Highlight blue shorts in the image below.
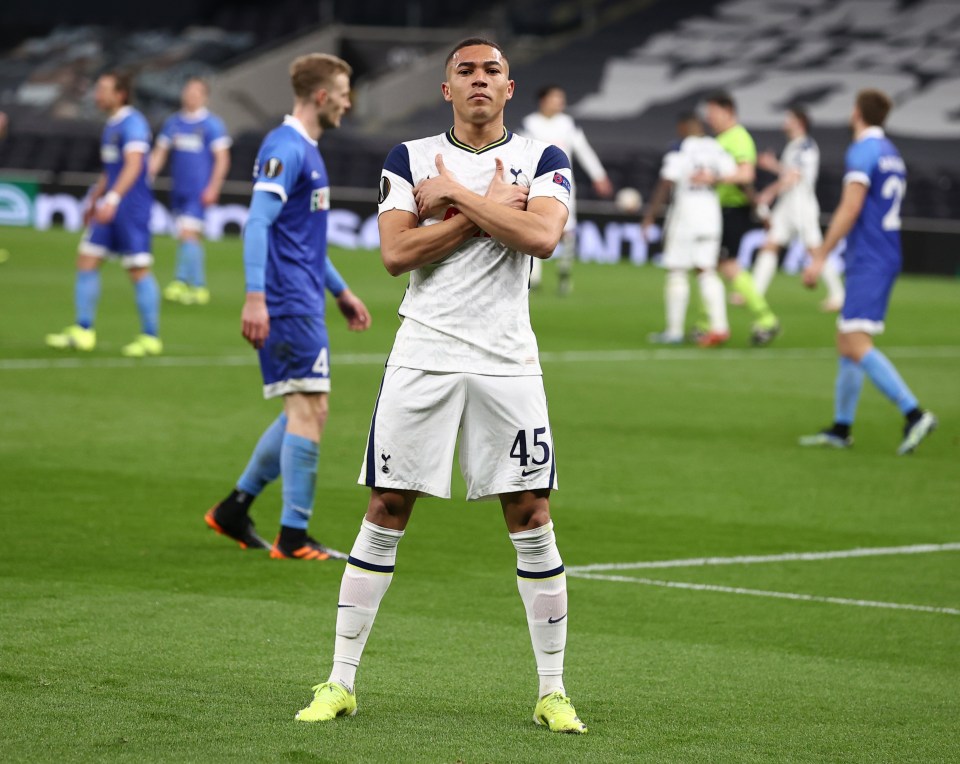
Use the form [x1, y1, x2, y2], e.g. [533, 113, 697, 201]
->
[838, 261, 899, 335]
[80, 214, 152, 268]
[258, 315, 331, 399]
[170, 189, 205, 231]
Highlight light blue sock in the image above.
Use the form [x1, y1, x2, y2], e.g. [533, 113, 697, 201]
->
[133, 275, 160, 336]
[75, 270, 100, 329]
[236, 413, 287, 496]
[834, 357, 865, 425]
[181, 239, 205, 287]
[174, 241, 190, 282]
[859, 348, 918, 415]
[280, 432, 319, 530]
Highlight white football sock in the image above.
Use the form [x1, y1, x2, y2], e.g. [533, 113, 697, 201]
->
[555, 233, 574, 278]
[664, 270, 690, 339]
[697, 269, 729, 333]
[511, 521, 567, 698]
[821, 259, 845, 304]
[328, 519, 403, 692]
[752, 249, 778, 295]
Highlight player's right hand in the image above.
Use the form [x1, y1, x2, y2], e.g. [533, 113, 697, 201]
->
[241, 293, 270, 349]
[485, 158, 528, 210]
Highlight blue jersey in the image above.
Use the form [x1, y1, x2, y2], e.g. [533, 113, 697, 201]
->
[101, 106, 153, 222]
[252, 116, 331, 318]
[843, 126, 905, 273]
[157, 109, 231, 198]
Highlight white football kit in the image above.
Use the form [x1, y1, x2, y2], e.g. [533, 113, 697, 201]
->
[660, 135, 736, 270]
[520, 111, 606, 232]
[361, 128, 573, 500]
[769, 136, 822, 248]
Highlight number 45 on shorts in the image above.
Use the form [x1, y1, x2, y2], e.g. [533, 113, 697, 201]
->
[511, 427, 551, 474]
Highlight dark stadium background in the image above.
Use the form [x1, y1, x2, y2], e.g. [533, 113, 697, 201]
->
[1, 0, 958, 274]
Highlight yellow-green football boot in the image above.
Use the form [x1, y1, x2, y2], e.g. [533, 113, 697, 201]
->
[190, 286, 211, 305]
[45, 325, 96, 351]
[163, 280, 189, 303]
[121, 334, 163, 358]
[533, 691, 587, 734]
[295, 682, 357, 722]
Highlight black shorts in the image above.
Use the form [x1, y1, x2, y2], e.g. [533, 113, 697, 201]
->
[719, 206, 754, 261]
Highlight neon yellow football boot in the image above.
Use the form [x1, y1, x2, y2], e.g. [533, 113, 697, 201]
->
[190, 286, 210, 305]
[533, 691, 588, 734]
[45, 325, 96, 351]
[121, 334, 163, 358]
[295, 682, 357, 722]
[163, 280, 189, 302]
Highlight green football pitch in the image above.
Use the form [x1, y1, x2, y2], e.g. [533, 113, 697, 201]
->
[1, 227, 958, 763]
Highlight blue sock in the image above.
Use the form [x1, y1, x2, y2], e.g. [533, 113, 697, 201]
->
[236, 413, 287, 496]
[834, 357, 865, 425]
[75, 270, 100, 329]
[180, 239, 205, 287]
[280, 432, 319, 530]
[133, 275, 160, 336]
[174, 241, 190, 282]
[859, 348, 918, 415]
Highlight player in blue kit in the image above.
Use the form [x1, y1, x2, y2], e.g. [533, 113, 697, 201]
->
[46, 71, 162, 357]
[800, 89, 936, 454]
[150, 78, 231, 306]
[204, 53, 371, 559]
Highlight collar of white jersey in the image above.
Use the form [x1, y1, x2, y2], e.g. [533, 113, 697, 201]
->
[107, 105, 133, 125]
[179, 107, 210, 123]
[857, 126, 885, 142]
[445, 126, 512, 154]
[283, 115, 317, 146]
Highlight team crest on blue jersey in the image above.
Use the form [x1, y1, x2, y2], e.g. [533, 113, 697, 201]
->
[553, 172, 571, 192]
[378, 176, 391, 204]
[264, 157, 284, 178]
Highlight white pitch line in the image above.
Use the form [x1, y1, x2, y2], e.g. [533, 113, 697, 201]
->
[567, 572, 960, 616]
[566, 542, 960, 573]
[2, 345, 959, 372]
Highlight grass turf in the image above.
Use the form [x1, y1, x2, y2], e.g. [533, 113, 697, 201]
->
[0, 227, 958, 763]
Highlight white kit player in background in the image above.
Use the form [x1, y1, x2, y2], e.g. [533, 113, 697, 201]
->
[294, 38, 589, 734]
[520, 85, 613, 295]
[755, 105, 845, 311]
[643, 113, 735, 346]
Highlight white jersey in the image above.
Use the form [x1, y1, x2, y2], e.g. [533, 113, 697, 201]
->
[520, 111, 605, 230]
[660, 135, 736, 240]
[777, 135, 820, 208]
[377, 128, 572, 376]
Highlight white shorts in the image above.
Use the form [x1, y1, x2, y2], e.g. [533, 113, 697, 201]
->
[661, 233, 721, 270]
[769, 201, 822, 249]
[358, 366, 558, 501]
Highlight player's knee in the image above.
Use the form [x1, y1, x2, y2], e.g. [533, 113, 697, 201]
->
[364, 489, 413, 529]
[503, 490, 552, 531]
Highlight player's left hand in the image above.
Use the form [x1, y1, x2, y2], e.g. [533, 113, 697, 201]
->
[690, 168, 717, 186]
[94, 199, 118, 224]
[335, 289, 372, 331]
[414, 155, 462, 219]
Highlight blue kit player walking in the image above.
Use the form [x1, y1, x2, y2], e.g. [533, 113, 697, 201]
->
[205, 53, 372, 559]
[150, 78, 232, 305]
[46, 71, 162, 357]
[801, 89, 936, 454]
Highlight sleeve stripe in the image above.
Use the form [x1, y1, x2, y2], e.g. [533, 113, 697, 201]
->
[155, 135, 171, 148]
[210, 136, 233, 151]
[253, 181, 288, 203]
[844, 171, 871, 187]
[535, 145, 570, 178]
[383, 144, 413, 186]
[123, 141, 150, 154]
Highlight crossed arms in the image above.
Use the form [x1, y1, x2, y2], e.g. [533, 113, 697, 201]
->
[378, 154, 569, 277]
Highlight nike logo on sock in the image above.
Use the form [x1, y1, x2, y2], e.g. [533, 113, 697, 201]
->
[547, 614, 567, 624]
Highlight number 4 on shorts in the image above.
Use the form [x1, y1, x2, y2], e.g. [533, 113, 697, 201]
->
[312, 348, 329, 376]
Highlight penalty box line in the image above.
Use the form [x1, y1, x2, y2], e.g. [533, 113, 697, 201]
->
[567, 542, 960, 616]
